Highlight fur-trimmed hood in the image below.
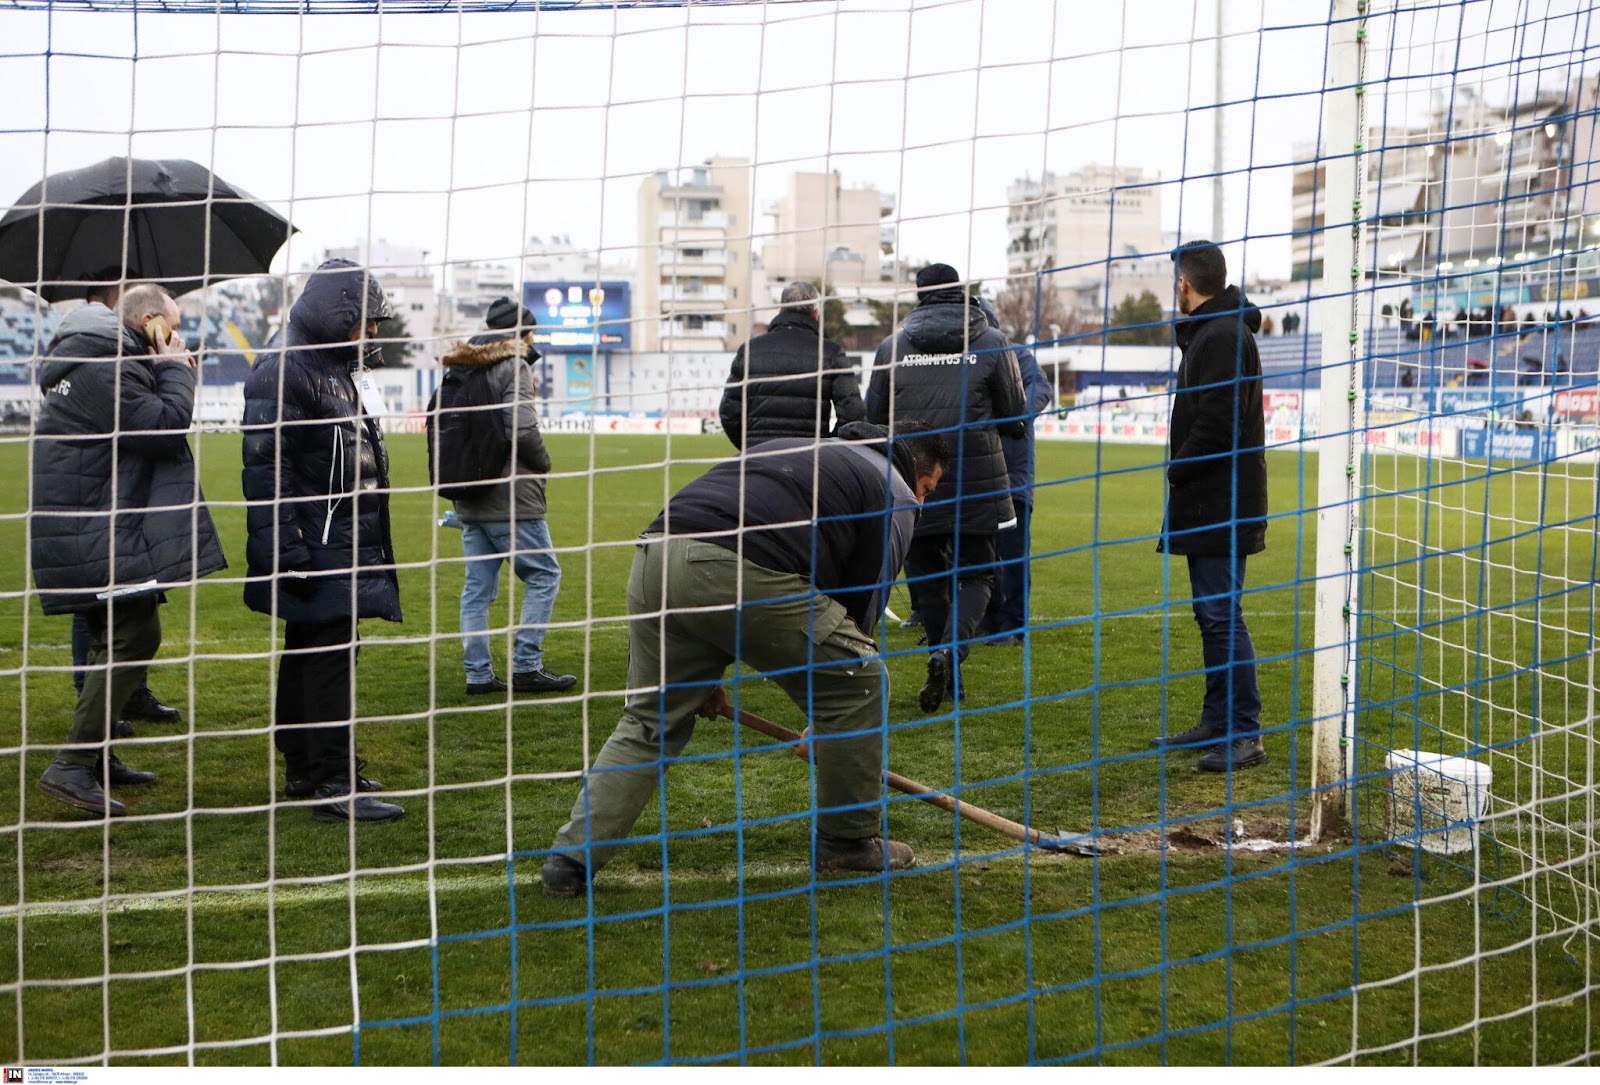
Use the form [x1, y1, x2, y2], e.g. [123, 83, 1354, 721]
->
[441, 333, 539, 368]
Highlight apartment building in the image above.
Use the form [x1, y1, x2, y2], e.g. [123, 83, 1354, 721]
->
[636, 156, 754, 352]
[1005, 164, 1167, 318]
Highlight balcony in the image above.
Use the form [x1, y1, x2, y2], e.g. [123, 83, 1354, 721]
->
[660, 181, 721, 195]
[659, 211, 728, 230]
[660, 284, 727, 303]
[665, 317, 729, 334]
[659, 253, 729, 274]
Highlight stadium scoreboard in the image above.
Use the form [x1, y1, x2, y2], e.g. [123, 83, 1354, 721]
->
[523, 280, 632, 351]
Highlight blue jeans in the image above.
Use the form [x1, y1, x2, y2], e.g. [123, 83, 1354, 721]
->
[460, 519, 562, 682]
[1187, 554, 1261, 737]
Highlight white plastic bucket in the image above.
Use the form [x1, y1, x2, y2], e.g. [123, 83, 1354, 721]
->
[1385, 748, 1494, 855]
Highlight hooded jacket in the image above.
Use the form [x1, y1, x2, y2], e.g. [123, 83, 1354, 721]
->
[1161, 285, 1268, 557]
[435, 331, 553, 524]
[240, 260, 402, 623]
[867, 288, 1027, 535]
[718, 307, 865, 449]
[648, 422, 921, 636]
[29, 303, 227, 614]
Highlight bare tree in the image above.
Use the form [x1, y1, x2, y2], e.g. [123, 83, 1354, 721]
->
[990, 275, 1076, 345]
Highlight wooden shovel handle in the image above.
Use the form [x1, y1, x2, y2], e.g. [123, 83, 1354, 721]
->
[721, 704, 1057, 849]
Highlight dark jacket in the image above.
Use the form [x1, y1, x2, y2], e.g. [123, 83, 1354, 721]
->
[867, 288, 1026, 534]
[975, 301, 1054, 501]
[436, 332, 553, 524]
[29, 303, 227, 614]
[719, 307, 865, 449]
[241, 260, 402, 624]
[1161, 286, 1268, 557]
[1002, 342, 1052, 500]
[648, 424, 920, 635]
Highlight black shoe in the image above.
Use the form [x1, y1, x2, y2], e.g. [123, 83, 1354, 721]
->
[37, 759, 126, 817]
[466, 676, 508, 696]
[541, 854, 589, 897]
[287, 759, 384, 800]
[123, 688, 181, 724]
[900, 613, 924, 630]
[919, 651, 951, 713]
[311, 777, 405, 823]
[816, 834, 917, 872]
[97, 753, 157, 787]
[1148, 722, 1228, 751]
[111, 719, 135, 739]
[1197, 737, 1268, 773]
[988, 634, 1023, 648]
[513, 668, 578, 694]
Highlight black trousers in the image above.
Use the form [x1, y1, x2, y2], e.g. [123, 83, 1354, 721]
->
[903, 532, 997, 663]
[982, 501, 1034, 638]
[275, 619, 361, 787]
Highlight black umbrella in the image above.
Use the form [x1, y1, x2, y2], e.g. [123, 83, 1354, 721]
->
[0, 156, 296, 301]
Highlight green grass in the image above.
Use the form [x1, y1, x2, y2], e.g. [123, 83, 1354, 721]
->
[0, 433, 1593, 1065]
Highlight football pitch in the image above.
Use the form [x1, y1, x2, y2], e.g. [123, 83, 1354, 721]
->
[0, 432, 1592, 1065]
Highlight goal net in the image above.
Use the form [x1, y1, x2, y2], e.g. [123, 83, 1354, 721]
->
[0, 0, 1595, 1067]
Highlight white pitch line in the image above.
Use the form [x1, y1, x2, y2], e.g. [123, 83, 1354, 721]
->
[0, 852, 1031, 920]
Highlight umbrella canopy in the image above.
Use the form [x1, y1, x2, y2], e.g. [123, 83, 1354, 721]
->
[0, 156, 296, 302]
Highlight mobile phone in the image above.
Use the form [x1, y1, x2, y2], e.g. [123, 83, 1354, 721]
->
[143, 315, 172, 344]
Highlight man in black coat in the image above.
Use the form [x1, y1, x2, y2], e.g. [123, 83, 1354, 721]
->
[718, 280, 865, 449]
[242, 259, 405, 823]
[1152, 241, 1269, 772]
[64, 273, 185, 732]
[868, 263, 1026, 713]
[31, 284, 227, 817]
[975, 298, 1054, 646]
[541, 423, 948, 896]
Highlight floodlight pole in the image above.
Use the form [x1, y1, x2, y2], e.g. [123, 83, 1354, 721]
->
[1311, 0, 1369, 842]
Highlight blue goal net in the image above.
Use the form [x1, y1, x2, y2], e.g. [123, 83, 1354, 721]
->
[0, 0, 1596, 1067]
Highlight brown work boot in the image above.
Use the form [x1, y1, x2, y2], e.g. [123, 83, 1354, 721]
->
[816, 834, 916, 872]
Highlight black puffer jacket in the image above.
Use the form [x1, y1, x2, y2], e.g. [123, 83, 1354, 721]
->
[867, 288, 1026, 534]
[241, 260, 402, 623]
[30, 304, 227, 614]
[1161, 286, 1268, 557]
[718, 308, 864, 449]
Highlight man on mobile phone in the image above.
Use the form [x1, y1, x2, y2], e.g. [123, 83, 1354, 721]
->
[61, 272, 188, 734]
[30, 284, 227, 817]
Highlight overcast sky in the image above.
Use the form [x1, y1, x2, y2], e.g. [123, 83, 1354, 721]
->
[1, 0, 1594, 292]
